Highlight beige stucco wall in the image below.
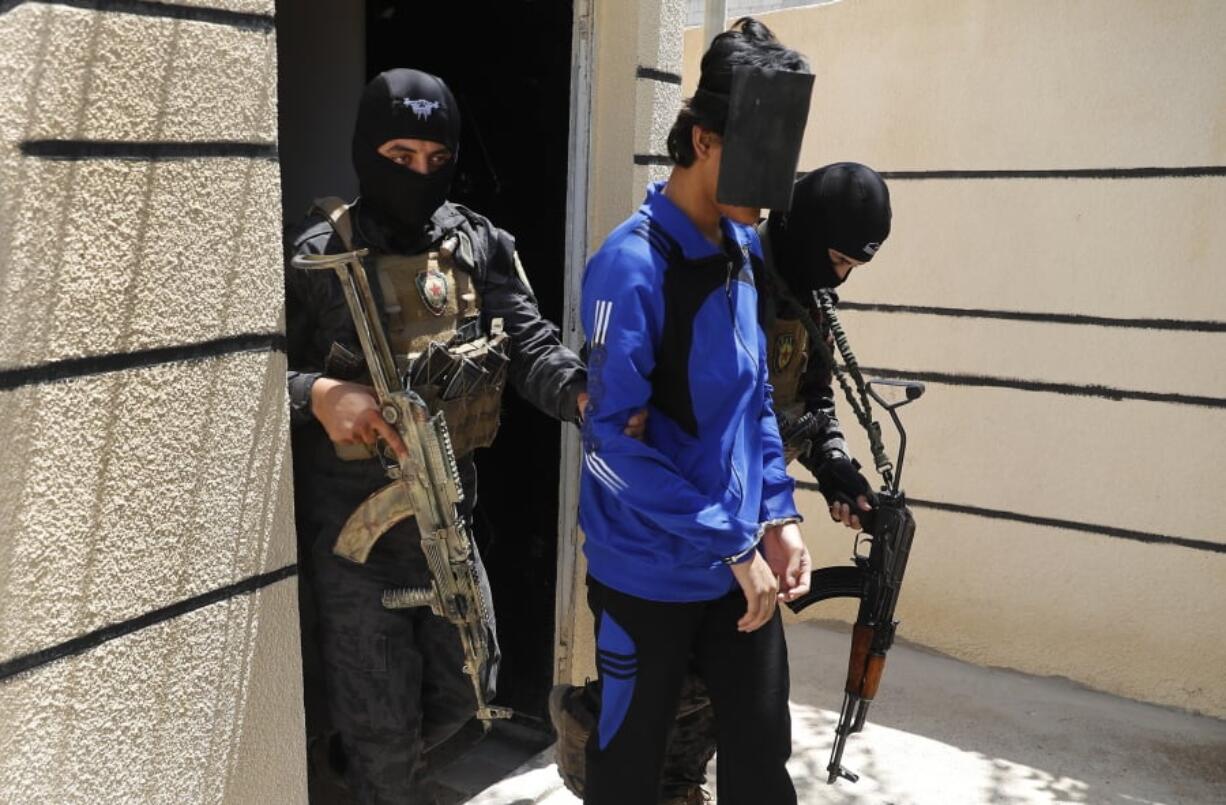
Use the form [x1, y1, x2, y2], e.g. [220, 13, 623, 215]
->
[681, 1, 1226, 717]
[0, 2, 305, 802]
[587, 0, 688, 244]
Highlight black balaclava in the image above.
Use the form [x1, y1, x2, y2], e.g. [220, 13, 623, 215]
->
[352, 69, 462, 238]
[767, 162, 892, 297]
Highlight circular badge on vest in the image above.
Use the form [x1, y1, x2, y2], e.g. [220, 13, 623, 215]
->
[775, 332, 796, 372]
[416, 268, 449, 316]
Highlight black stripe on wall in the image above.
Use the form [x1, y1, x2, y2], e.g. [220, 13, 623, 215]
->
[838, 302, 1226, 334]
[796, 167, 1226, 181]
[876, 166, 1226, 180]
[636, 66, 683, 85]
[795, 483, 1224, 555]
[856, 366, 1226, 409]
[0, 565, 297, 682]
[643, 160, 1226, 181]
[21, 140, 278, 161]
[0, 332, 286, 391]
[0, 0, 274, 31]
[634, 154, 673, 166]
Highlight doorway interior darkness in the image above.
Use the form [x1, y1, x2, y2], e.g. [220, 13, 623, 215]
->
[364, 0, 576, 723]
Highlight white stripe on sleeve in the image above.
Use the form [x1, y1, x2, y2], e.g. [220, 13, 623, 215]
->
[588, 453, 629, 491]
[585, 452, 627, 493]
[593, 299, 613, 346]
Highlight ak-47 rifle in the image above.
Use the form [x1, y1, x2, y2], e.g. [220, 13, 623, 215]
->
[292, 247, 511, 727]
[782, 289, 924, 785]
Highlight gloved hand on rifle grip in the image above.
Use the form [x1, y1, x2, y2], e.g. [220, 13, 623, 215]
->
[816, 455, 876, 531]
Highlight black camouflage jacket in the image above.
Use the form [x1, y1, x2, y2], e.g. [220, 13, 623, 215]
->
[285, 199, 585, 508]
[756, 225, 850, 479]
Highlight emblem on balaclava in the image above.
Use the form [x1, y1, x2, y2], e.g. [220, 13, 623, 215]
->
[775, 333, 796, 372]
[397, 98, 441, 121]
[416, 268, 450, 316]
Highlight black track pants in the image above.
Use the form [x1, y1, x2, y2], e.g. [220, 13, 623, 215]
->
[583, 576, 795, 805]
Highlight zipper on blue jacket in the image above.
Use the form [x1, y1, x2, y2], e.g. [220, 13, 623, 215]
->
[725, 258, 757, 370]
[724, 256, 758, 505]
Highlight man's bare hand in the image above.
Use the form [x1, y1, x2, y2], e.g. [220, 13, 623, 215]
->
[829, 495, 872, 531]
[623, 408, 648, 439]
[762, 522, 812, 602]
[729, 552, 779, 632]
[310, 377, 408, 459]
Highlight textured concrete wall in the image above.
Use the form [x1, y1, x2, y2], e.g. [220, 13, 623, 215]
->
[0, 1, 305, 802]
[587, 0, 686, 248]
[682, 1, 1226, 717]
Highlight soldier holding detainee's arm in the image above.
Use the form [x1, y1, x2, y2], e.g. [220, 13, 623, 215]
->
[286, 68, 586, 803]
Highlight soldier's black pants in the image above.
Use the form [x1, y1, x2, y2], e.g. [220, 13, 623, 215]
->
[584, 576, 795, 805]
[313, 552, 477, 804]
[296, 434, 494, 804]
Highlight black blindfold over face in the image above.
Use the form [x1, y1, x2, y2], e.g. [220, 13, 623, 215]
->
[716, 66, 814, 211]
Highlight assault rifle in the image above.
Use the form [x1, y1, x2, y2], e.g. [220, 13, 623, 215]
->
[292, 248, 511, 726]
[779, 288, 924, 785]
[788, 379, 922, 783]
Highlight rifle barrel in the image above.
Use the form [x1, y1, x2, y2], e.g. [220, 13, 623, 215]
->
[827, 691, 862, 784]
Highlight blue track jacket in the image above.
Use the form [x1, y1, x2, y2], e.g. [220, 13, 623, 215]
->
[579, 183, 800, 602]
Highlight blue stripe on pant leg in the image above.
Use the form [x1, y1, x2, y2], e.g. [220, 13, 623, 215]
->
[596, 610, 637, 750]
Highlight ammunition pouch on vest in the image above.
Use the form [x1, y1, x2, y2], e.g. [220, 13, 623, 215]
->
[313, 197, 508, 461]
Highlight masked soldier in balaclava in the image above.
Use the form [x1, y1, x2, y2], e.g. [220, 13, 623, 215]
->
[286, 68, 586, 803]
[547, 162, 892, 804]
[762, 161, 893, 528]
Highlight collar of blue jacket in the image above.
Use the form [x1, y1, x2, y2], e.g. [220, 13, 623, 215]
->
[641, 181, 762, 263]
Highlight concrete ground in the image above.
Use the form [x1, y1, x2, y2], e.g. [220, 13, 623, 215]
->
[459, 620, 1226, 804]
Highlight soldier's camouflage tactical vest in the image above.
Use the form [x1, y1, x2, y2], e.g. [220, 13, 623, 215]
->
[765, 314, 809, 464]
[314, 198, 508, 460]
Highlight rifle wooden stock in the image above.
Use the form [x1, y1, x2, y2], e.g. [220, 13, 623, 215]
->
[862, 654, 885, 700]
[845, 623, 873, 694]
[844, 623, 887, 700]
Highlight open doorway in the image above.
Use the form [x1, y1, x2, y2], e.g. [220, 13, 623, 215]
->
[276, 0, 578, 773]
[363, 0, 576, 723]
